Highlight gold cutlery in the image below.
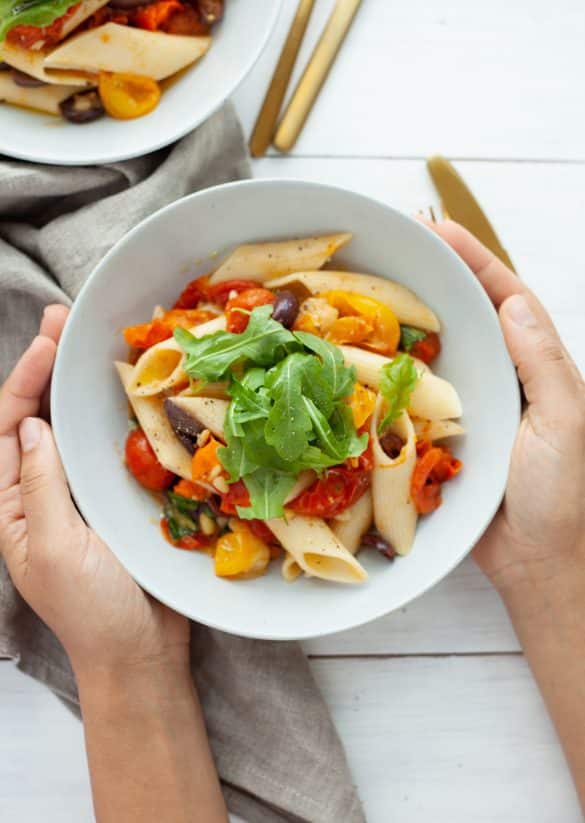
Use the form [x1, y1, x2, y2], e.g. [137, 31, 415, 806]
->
[249, 0, 316, 158]
[273, 0, 363, 153]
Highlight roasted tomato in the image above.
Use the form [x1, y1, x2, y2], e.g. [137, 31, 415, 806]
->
[411, 440, 462, 514]
[247, 519, 277, 544]
[160, 518, 214, 551]
[214, 522, 270, 578]
[225, 287, 276, 333]
[219, 479, 250, 514]
[123, 308, 216, 349]
[207, 279, 260, 306]
[125, 429, 175, 491]
[173, 274, 211, 309]
[162, 4, 211, 35]
[132, 0, 182, 30]
[324, 291, 400, 356]
[410, 331, 441, 364]
[289, 467, 370, 518]
[98, 72, 161, 120]
[7, 3, 80, 48]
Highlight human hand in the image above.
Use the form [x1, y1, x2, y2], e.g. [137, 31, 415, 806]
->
[427, 221, 585, 611]
[0, 306, 190, 679]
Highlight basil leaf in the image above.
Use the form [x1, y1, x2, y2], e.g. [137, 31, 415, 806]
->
[379, 353, 419, 431]
[399, 325, 427, 352]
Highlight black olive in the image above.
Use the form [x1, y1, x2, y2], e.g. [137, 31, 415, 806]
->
[361, 532, 396, 560]
[11, 69, 46, 88]
[197, 0, 224, 24]
[164, 398, 204, 455]
[379, 431, 404, 460]
[272, 290, 300, 329]
[59, 89, 105, 124]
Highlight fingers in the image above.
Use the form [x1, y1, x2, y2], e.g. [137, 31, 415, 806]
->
[500, 292, 584, 435]
[425, 220, 523, 308]
[39, 304, 69, 344]
[0, 336, 57, 491]
[18, 418, 77, 551]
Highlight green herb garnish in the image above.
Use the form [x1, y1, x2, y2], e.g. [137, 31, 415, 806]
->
[399, 324, 427, 352]
[378, 353, 419, 432]
[175, 306, 368, 519]
[0, 0, 79, 42]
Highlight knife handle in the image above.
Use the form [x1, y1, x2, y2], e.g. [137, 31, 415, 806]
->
[273, 0, 362, 153]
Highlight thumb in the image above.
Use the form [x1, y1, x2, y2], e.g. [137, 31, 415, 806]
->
[499, 292, 583, 434]
[19, 418, 79, 549]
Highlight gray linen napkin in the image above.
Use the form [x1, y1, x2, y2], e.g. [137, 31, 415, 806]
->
[0, 102, 365, 823]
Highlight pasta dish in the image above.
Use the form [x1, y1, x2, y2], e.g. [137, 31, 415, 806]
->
[0, 0, 223, 121]
[116, 233, 464, 584]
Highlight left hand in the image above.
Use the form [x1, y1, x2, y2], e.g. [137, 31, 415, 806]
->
[0, 306, 190, 679]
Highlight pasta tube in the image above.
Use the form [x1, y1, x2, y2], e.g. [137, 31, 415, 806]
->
[267, 512, 368, 584]
[370, 398, 417, 556]
[331, 489, 373, 555]
[266, 270, 440, 332]
[412, 418, 466, 441]
[208, 234, 352, 285]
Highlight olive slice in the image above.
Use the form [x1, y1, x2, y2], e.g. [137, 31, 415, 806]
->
[60, 89, 105, 124]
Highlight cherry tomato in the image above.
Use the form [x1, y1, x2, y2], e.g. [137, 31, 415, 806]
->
[225, 288, 276, 333]
[248, 519, 277, 544]
[173, 478, 209, 501]
[219, 479, 250, 515]
[173, 275, 211, 309]
[160, 518, 214, 551]
[132, 0, 182, 30]
[207, 279, 261, 306]
[162, 5, 211, 35]
[411, 331, 441, 365]
[7, 3, 80, 48]
[123, 309, 215, 350]
[411, 442, 462, 514]
[99, 72, 161, 120]
[125, 429, 175, 491]
[289, 467, 370, 518]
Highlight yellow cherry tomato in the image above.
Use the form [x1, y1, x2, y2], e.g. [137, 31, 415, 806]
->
[98, 72, 161, 120]
[214, 522, 271, 579]
[326, 315, 374, 347]
[324, 290, 400, 356]
[348, 382, 377, 428]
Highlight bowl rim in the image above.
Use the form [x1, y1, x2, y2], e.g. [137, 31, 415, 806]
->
[0, 0, 283, 166]
[51, 178, 521, 640]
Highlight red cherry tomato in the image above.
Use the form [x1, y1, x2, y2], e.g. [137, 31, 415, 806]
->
[125, 429, 175, 491]
[123, 309, 215, 350]
[207, 279, 261, 306]
[247, 519, 277, 544]
[289, 467, 370, 518]
[411, 331, 441, 364]
[225, 288, 276, 333]
[219, 479, 250, 514]
[173, 274, 211, 309]
[411, 441, 462, 514]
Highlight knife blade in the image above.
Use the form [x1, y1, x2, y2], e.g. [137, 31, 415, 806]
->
[427, 155, 516, 272]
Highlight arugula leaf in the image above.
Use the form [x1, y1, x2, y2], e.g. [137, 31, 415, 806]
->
[228, 371, 271, 426]
[378, 353, 419, 431]
[175, 305, 296, 381]
[237, 470, 297, 520]
[0, 0, 78, 41]
[264, 354, 313, 461]
[399, 325, 427, 352]
[294, 331, 356, 400]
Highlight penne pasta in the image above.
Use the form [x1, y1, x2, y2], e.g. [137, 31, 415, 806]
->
[45, 24, 211, 81]
[267, 512, 368, 584]
[341, 346, 462, 420]
[370, 399, 418, 556]
[116, 362, 192, 481]
[281, 552, 303, 582]
[0, 42, 95, 86]
[412, 418, 466, 441]
[207, 234, 352, 285]
[266, 270, 440, 332]
[0, 73, 87, 114]
[129, 315, 226, 397]
[331, 489, 373, 555]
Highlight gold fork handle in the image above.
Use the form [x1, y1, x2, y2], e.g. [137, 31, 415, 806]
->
[273, 0, 362, 153]
[249, 0, 316, 158]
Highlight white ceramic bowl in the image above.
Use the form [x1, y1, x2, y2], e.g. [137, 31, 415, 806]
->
[0, 0, 281, 165]
[51, 180, 520, 640]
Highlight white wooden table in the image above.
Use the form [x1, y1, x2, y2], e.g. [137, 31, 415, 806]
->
[1, 1, 584, 820]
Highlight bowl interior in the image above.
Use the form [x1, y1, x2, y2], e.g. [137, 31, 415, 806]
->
[51, 180, 519, 640]
[0, 0, 281, 165]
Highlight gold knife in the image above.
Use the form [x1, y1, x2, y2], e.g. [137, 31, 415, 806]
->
[273, 0, 363, 153]
[249, 0, 316, 158]
[427, 155, 516, 272]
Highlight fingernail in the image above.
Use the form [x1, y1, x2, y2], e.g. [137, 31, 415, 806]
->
[505, 294, 537, 328]
[19, 418, 41, 453]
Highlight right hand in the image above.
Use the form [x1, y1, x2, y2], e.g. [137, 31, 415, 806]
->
[428, 221, 585, 607]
